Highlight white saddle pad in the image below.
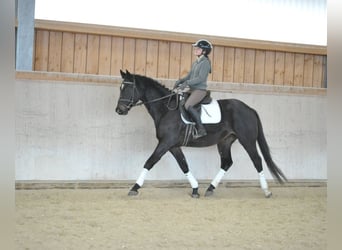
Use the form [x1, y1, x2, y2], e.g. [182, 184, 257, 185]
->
[181, 99, 221, 124]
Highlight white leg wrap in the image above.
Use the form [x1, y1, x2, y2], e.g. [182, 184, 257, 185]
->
[136, 168, 149, 187]
[185, 171, 198, 189]
[259, 171, 268, 190]
[211, 169, 227, 188]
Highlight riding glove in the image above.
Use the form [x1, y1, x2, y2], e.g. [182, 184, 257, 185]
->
[179, 80, 189, 90]
[174, 79, 183, 89]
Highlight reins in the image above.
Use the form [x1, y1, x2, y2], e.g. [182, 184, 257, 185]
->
[135, 91, 179, 110]
[120, 77, 181, 110]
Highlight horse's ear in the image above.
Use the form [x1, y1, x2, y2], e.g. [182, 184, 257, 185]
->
[120, 69, 125, 78]
[125, 69, 131, 77]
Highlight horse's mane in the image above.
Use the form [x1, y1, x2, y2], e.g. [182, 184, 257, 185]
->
[135, 74, 172, 96]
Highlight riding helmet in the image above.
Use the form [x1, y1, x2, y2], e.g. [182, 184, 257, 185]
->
[192, 39, 213, 55]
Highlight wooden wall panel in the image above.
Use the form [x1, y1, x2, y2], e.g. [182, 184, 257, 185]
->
[122, 38, 135, 72]
[284, 53, 295, 86]
[233, 48, 245, 83]
[179, 43, 192, 78]
[110, 37, 124, 76]
[48, 31, 62, 72]
[264, 51, 275, 84]
[73, 33, 87, 73]
[303, 54, 314, 87]
[223, 47, 235, 82]
[34, 30, 49, 71]
[274, 52, 285, 85]
[212, 46, 224, 82]
[254, 50, 265, 84]
[313, 55, 324, 88]
[169, 42, 181, 79]
[32, 20, 327, 89]
[146, 40, 158, 77]
[86, 35, 100, 74]
[146, 40, 159, 76]
[294, 53, 305, 86]
[157, 41, 170, 78]
[244, 49, 256, 83]
[61, 32, 75, 73]
[134, 39, 147, 75]
[98, 35, 112, 75]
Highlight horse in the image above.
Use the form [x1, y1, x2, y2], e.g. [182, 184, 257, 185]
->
[115, 70, 287, 198]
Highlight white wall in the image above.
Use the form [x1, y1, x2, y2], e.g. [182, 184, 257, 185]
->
[15, 78, 327, 181]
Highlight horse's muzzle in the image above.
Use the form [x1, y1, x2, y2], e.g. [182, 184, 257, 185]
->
[115, 104, 129, 115]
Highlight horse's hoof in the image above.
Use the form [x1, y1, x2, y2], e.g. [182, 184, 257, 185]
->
[205, 190, 214, 197]
[204, 184, 215, 197]
[264, 190, 272, 198]
[191, 193, 200, 198]
[191, 188, 200, 198]
[128, 190, 139, 196]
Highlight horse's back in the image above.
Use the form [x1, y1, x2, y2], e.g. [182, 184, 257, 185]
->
[218, 98, 258, 116]
[217, 98, 260, 135]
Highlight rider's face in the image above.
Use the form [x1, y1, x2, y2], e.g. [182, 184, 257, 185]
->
[193, 46, 203, 56]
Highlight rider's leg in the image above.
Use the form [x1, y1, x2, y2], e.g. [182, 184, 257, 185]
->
[184, 90, 207, 139]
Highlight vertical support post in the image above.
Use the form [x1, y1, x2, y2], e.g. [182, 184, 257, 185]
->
[16, 0, 35, 70]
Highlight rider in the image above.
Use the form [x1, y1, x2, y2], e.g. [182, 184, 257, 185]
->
[174, 39, 213, 139]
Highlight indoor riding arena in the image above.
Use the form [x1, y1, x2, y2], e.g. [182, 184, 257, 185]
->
[15, 1, 327, 249]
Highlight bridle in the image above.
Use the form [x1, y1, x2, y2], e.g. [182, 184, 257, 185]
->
[118, 78, 180, 110]
[118, 78, 140, 110]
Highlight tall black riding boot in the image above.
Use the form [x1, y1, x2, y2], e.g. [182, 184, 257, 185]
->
[187, 106, 207, 139]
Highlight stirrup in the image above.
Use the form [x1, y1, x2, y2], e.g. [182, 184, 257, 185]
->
[193, 128, 207, 139]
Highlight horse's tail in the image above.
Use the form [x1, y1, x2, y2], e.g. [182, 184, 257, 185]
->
[256, 113, 288, 184]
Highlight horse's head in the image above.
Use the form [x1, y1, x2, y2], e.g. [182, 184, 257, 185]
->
[116, 70, 142, 115]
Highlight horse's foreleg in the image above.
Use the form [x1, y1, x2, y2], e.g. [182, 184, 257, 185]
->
[205, 169, 227, 196]
[169, 147, 199, 198]
[128, 169, 148, 196]
[128, 142, 169, 196]
[185, 172, 199, 198]
[205, 139, 234, 197]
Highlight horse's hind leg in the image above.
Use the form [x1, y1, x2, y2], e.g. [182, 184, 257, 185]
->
[169, 147, 200, 198]
[239, 140, 272, 198]
[205, 136, 236, 197]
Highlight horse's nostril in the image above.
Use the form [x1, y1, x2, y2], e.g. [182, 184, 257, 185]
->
[116, 104, 128, 115]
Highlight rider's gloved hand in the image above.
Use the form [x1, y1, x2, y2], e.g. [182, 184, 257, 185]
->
[173, 79, 183, 89]
[179, 81, 189, 90]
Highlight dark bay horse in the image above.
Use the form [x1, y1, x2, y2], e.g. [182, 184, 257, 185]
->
[115, 70, 287, 198]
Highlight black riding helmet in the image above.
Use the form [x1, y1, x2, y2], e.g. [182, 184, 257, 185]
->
[192, 39, 213, 56]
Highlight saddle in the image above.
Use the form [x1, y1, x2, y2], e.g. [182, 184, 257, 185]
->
[180, 91, 221, 124]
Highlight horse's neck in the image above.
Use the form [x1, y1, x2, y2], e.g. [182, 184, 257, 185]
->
[141, 84, 171, 124]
